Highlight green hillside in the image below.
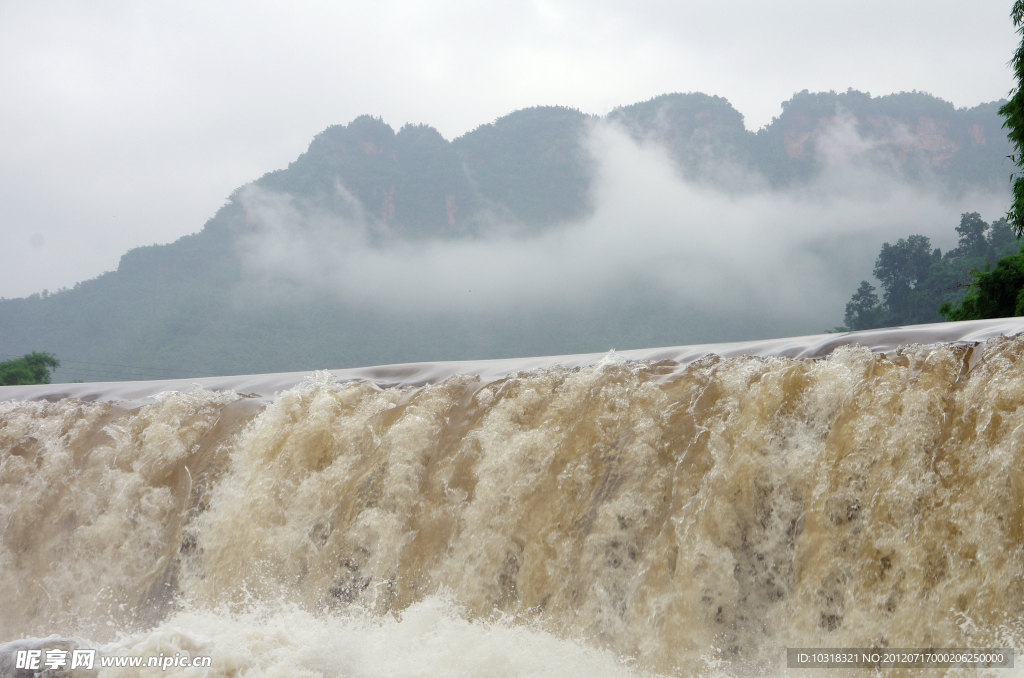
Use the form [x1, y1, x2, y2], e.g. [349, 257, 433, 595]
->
[1, 90, 1014, 382]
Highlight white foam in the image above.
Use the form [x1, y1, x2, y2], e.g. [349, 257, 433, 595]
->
[4, 596, 659, 678]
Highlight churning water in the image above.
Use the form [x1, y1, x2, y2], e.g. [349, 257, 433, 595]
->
[4, 320, 1024, 677]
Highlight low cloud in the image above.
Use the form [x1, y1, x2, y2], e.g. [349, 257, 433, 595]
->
[234, 117, 1008, 335]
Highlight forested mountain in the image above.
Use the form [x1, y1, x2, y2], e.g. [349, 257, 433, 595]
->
[0, 90, 1015, 382]
[219, 89, 1015, 240]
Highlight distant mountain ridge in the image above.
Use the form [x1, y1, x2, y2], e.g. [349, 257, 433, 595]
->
[216, 89, 1011, 241]
[236, 89, 1011, 238]
[0, 89, 1014, 381]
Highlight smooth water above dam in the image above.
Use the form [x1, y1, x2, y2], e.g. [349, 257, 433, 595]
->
[3, 319, 1024, 677]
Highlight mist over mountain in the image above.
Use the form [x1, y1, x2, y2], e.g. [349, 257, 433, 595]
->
[0, 89, 1013, 382]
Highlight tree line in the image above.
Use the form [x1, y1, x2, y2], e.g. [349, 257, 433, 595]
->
[839, 213, 1022, 331]
[839, 0, 1024, 331]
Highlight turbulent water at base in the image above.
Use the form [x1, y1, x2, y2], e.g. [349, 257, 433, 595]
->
[4, 337, 1024, 676]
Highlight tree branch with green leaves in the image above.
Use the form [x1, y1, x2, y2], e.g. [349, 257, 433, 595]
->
[1000, 0, 1024, 237]
[0, 352, 60, 386]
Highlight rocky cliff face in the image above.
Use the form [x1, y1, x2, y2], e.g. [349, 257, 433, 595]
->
[252, 117, 479, 239]
[753, 90, 1010, 186]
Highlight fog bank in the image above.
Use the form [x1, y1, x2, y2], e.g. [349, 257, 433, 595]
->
[235, 118, 1007, 332]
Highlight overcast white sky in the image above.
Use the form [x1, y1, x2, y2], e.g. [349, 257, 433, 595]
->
[0, 0, 1019, 299]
